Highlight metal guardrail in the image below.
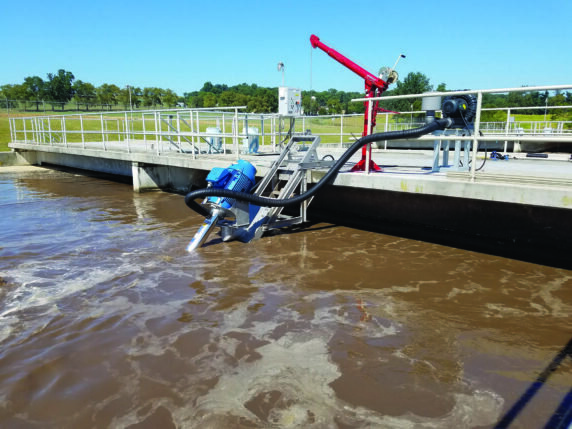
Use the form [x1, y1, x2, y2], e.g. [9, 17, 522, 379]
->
[353, 84, 572, 178]
[9, 85, 572, 170]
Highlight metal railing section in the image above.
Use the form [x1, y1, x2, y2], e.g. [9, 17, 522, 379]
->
[9, 84, 572, 175]
[353, 84, 572, 178]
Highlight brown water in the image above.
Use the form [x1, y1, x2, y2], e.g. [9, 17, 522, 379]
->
[0, 167, 570, 428]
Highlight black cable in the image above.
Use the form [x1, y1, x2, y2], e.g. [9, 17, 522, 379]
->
[185, 119, 452, 210]
[458, 110, 487, 171]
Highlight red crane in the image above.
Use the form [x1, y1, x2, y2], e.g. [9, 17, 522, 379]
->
[310, 34, 397, 172]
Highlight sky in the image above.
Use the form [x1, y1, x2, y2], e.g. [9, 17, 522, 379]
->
[1, 0, 571, 95]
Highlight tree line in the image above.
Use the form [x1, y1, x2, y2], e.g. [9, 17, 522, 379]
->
[1, 69, 570, 120]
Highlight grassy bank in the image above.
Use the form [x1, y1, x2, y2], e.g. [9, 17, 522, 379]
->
[0, 114, 12, 151]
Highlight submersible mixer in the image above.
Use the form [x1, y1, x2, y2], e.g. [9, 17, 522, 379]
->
[184, 34, 477, 251]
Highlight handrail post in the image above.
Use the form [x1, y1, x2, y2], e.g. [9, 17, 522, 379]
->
[100, 114, 105, 150]
[340, 114, 343, 147]
[470, 91, 483, 182]
[190, 110, 196, 159]
[222, 113, 227, 153]
[365, 99, 374, 174]
[504, 108, 511, 154]
[261, 114, 265, 148]
[154, 112, 160, 155]
[125, 112, 131, 153]
[142, 113, 147, 151]
[62, 117, 68, 147]
[234, 108, 239, 160]
[80, 114, 85, 149]
[195, 111, 200, 157]
[48, 117, 53, 145]
[176, 112, 182, 153]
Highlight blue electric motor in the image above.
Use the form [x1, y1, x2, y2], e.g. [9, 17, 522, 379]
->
[187, 160, 258, 252]
[205, 160, 257, 210]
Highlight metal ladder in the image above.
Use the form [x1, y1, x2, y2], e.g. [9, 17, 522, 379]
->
[220, 134, 334, 242]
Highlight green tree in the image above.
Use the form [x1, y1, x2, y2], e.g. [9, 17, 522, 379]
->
[96, 83, 120, 107]
[45, 69, 75, 103]
[327, 97, 342, 114]
[22, 76, 46, 100]
[117, 86, 135, 109]
[203, 93, 217, 108]
[162, 89, 179, 107]
[390, 72, 433, 112]
[0, 84, 25, 108]
[186, 92, 203, 108]
[141, 87, 162, 107]
[72, 80, 96, 105]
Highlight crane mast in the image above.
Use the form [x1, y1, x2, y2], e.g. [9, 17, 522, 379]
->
[310, 34, 394, 172]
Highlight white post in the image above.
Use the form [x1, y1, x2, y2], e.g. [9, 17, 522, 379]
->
[261, 115, 265, 147]
[100, 114, 105, 149]
[271, 115, 276, 151]
[195, 111, 200, 156]
[62, 117, 67, 147]
[504, 108, 511, 154]
[142, 113, 147, 150]
[154, 112, 160, 155]
[176, 112, 182, 153]
[125, 112, 131, 153]
[233, 108, 239, 159]
[48, 117, 53, 145]
[470, 91, 483, 181]
[384, 113, 389, 150]
[191, 111, 196, 159]
[158, 112, 163, 155]
[80, 115, 85, 148]
[340, 114, 343, 147]
[32, 117, 37, 143]
[366, 100, 374, 174]
[222, 113, 227, 153]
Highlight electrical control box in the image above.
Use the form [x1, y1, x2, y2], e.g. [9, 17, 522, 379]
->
[278, 87, 302, 116]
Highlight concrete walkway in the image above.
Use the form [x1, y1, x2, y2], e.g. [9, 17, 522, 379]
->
[6, 140, 572, 210]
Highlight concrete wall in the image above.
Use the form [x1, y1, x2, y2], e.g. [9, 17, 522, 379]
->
[2, 149, 208, 194]
[310, 184, 572, 269]
[132, 163, 206, 193]
[0, 151, 37, 166]
[34, 152, 133, 177]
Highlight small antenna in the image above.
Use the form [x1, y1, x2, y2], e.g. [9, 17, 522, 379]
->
[277, 62, 285, 86]
[391, 54, 406, 73]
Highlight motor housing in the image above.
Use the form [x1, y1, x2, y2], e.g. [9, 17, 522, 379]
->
[205, 160, 257, 211]
[441, 94, 477, 129]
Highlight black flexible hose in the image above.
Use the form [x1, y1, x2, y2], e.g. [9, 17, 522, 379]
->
[185, 119, 452, 210]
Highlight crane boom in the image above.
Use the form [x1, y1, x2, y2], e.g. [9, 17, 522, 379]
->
[310, 35, 388, 92]
[310, 34, 394, 171]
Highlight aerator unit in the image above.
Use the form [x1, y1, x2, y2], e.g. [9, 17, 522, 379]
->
[186, 160, 258, 252]
[184, 34, 477, 252]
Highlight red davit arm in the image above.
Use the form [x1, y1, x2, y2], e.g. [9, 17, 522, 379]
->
[310, 34, 390, 172]
[310, 35, 388, 92]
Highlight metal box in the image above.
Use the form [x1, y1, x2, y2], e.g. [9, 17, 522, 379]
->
[278, 87, 302, 116]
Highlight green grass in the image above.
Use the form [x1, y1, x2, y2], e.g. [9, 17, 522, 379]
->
[0, 114, 12, 151]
